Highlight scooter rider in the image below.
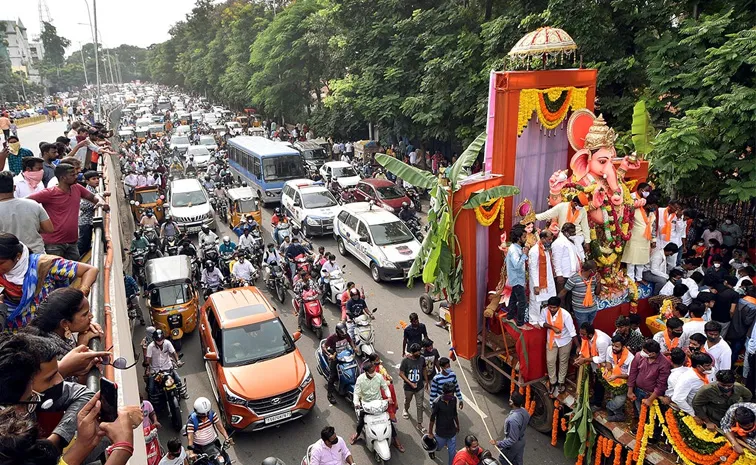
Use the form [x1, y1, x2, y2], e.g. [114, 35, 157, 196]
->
[232, 253, 256, 284]
[218, 236, 237, 256]
[264, 242, 283, 266]
[178, 238, 198, 258]
[160, 215, 182, 242]
[140, 208, 160, 229]
[350, 361, 404, 451]
[271, 207, 287, 243]
[146, 329, 188, 399]
[293, 270, 319, 332]
[398, 202, 416, 223]
[346, 288, 374, 342]
[145, 242, 164, 261]
[186, 397, 234, 461]
[202, 175, 214, 192]
[201, 260, 225, 293]
[238, 228, 256, 254]
[198, 225, 218, 258]
[324, 323, 356, 404]
[320, 253, 340, 295]
[285, 237, 312, 279]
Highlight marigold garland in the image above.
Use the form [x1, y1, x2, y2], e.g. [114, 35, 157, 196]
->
[575, 453, 584, 465]
[632, 402, 649, 460]
[612, 444, 622, 465]
[635, 402, 655, 465]
[680, 414, 727, 444]
[474, 197, 504, 227]
[510, 366, 517, 394]
[561, 417, 568, 432]
[551, 400, 560, 446]
[517, 87, 589, 135]
[595, 436, 604, 465]
[660, 404, 735, 465]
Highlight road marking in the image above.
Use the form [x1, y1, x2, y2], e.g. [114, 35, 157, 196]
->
[462, 393, 488, 419]
[386, 351, 394, 355]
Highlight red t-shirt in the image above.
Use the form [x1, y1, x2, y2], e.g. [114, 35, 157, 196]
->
[29, 184, 92, 244]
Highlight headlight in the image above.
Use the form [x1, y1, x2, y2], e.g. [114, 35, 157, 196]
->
[223, 385, 247, 406]
[299, 365, 312, 389]
[383, 260, 398, 269]
[306, 217, 318, 226]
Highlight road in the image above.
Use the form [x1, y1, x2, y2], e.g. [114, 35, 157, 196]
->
[4, 120, 68, 170]
[20, 122, 569, 465]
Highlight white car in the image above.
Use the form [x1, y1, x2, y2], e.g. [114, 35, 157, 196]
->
[281, 179, 339, 237]
[168, 178, 215, 234]
[333, 202, 421, 282]
[198, 135, 218, 152]
[203, 113, 218, 125]
[320, 161, 361, 188]
[169, 135, 191, 153]
[225, 121, 243, 136]
[186, 145, 212, 168]
[174, 125, 191, 136]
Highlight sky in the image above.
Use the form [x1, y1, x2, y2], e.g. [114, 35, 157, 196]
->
[3, 0, 200, 53]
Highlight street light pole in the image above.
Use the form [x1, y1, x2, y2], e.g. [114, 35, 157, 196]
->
[84, 0, 101, 118]
[79, 42, 89, 86]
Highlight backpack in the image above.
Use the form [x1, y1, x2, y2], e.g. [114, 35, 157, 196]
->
[185, 410, 215, 436]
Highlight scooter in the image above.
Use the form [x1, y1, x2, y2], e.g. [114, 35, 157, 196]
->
[293, 288, 324, 339]
[352, 308, 378, 357]
[356, 399, 392, 463]
[406, 187, 422, 212]
[316, 340, 360, 402]
[321, 265, 347, 305]
[274, 221, 291, 246]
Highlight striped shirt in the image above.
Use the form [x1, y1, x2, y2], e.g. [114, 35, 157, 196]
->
[186, 413, 219, 446]
[564, 273, 598, 313]
[429, 369, 463, 406]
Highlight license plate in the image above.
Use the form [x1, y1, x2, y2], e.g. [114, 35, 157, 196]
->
[188, 226, 201, 233]
[264, 411, 292, 424]
[325, 226, 333, 231]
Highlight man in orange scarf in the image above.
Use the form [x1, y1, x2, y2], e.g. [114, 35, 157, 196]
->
[656, 200, 686, 270]
[542, 296, 576, 396]
[722, 404, 756, 456]
[527, 230, 556, 327]
[558, 260, 601, 328]
[603, 335, 635, 422]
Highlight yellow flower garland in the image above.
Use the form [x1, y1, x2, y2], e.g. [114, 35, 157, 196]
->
[474, 197, 504, 227]
[681, 415, 727, 444]
[517, 87, 589, 135]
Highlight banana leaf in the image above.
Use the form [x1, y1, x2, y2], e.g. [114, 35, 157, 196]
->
[564, 367, 596, 459]
[462, 185, 521, 209]
[631, 100, 656, 156]
[375, 153, 437, 189]
[448, 132, 486, 189]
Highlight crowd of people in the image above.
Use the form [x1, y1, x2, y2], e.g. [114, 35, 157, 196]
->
[0, 105, 144, 465]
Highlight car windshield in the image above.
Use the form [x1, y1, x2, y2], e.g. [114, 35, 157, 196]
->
[149, 283, 190, 308]
[369, 221, 415, 246]
[222, 319, 294, 367]
[262, 156, 306, 181]
[200, 138, 215, 145]
[137, 191, 159, 204]
[228, 122, 240, 128]
[171, 136, 189, 145]
[302, 191, 337, 209]
[238, 198, 260, 212]
[303, 149, 327, 160]
[172, 190, 207, 207]
[376, 185, 405, 200]
[333, 166, 357, 178]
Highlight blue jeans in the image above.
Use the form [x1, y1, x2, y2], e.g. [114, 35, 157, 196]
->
[435, 434, 457, 465]
[574, 310, 597, 329]
[507, 285, 527, 325]
[632, 387, 650, 417]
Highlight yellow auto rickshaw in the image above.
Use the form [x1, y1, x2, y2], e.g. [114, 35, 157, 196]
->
[225, 187, 262, 230]
[136, 128, 149, 143]
[129, 186, 166, 223]
[234, 115, 249, 130]
[145, 255, 199, 350]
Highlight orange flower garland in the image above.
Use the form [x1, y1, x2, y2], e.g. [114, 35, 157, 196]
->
[595, 436, 604, 465]
[561, 417, 568, 432]
[551, 400, 560, 446]
[576, 454, 584, 465]
[632, 402, 648, 460]
[537, 89, 573, 126]
[613, 444, 622, 465]
[603, 438, 613, 457]
[510, 367, 516, 394]
[624, 453, 633, 465]
[662, 407, 736, 465]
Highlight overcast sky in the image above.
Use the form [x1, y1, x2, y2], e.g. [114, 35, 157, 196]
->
[3, 0, 199, 53]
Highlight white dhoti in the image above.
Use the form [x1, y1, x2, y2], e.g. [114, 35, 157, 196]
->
[528, 243, 557, 326]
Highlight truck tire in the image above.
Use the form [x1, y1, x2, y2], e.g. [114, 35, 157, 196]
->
[419, 293, 434, 314]
[470, 354, 505, 394]
[528, 383, 555, 434]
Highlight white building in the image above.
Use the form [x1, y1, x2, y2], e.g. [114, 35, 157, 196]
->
[1, 19, 43, 85]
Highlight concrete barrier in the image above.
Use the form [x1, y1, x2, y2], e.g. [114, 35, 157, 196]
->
[15, 114, 46, 128]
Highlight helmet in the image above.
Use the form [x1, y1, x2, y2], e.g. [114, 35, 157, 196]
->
[401, 202, 408, 208]
[153, 329, 165, 342]
[148, 242, 157, 249]
[204, 175, 210, 181]
[241, 181, 248, 187]
[349, 288, 360, 298]
[201, 225, 210, 232]
[274, 207, 281, 214]
[145, 326, 156, 340]
[223, 236, 230, 244]
[422, 434, 438, 452]
[193, 397, 212, 415]
[291, 227, 300, 236]
[335, 322, 347, 338]
[205, 260, 214, 268]
[146, 209, 154, 216]
[261, 458, 285, 465]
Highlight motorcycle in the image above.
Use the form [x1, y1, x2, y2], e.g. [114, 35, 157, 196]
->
[142, 227, 160, 246]
[316, 342, 360, 402]
[264, 261, 287, 304]
[274, 220, 291, 246]
[127, 294, 145, 331]
[352, 308, 378, 357]
[190, 436, 233, 465]
[405, 186, 422, 212]
[202, 242, 220, 265]
[149, 370, 184, 430]
[202, 277, 227, 299]
[293, 288, 324, 339]
[404, 216, 424, 242]
[218, 252, 235, 278]
[132, 248, 148, 287]
[338, 186, 356, 205]
[321, 265, 347, 305]
[356, 399, 392, 463]
[163, 235, 180, 256]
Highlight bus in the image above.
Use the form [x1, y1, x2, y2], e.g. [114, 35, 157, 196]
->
[227, 136, 307, 205]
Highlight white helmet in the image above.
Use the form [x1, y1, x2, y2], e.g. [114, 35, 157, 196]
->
[194, 397, 212, 414]
[223, 235, 230, 244]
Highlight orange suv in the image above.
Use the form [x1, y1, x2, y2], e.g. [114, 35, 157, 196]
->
[199, 287, 315, 430]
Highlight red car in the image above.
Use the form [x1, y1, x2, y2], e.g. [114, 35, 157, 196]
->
[353, 178, 412, 214]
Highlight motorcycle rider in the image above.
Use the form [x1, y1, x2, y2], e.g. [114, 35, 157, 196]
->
[238, 227, 256, 254]
[145, 242, 164, 261]
[202, 175, 214, 192]
[324, 323, 356, 404]
[293, 270, 320, 333]
[320, 253, 340, 294]
[201, 260, 225, 294]
[140, 208, 160, 229]
[232, 253, 256, 284]
[145, 329, 188, 399]
[178, 237, 198, 258]
[350, 361, 404, 451]
[291, 226, 310, 249]
[124, 274, 145, 326]
[159, 215, 182, 250]
[271, 207, 288, 243]
[279, 235, 292, 256]
[285, 237, 313, 279]
[186, 397, 233, 462]
[124, 169, 139, 197]
[346, 288, 374, 342]
[185, 155, 196, 174]
[198, 225, 218, 259]
[130, 230, 150, 279]
[219, 236, 237, 255]
[398, 202, 416, 223]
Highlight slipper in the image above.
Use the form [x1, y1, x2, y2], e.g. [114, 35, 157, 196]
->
[395, 443, 405, 453]
[349, 433, 359, 445]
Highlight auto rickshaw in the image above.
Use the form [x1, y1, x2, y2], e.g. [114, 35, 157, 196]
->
[225, 187, 262, 231]
[145, 255, 199, 351]
[136, 128, 149, 143]
[129, 186, 166, 223]
[118, 129, 134, 142]
[234, 115, 249, 130]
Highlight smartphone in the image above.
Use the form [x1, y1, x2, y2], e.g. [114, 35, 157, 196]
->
[99, 377, 118, 423]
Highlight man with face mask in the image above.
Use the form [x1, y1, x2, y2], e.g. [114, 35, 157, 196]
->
[320, 253, 340, 286]
[642, 243, 679, 296]
[198, 226, 218, 259]
[602, 335, 635, 422]
[722, 404, 756, 456]
[186, 397, 232, 461]
[720, 215, 742, 249]
[264, 242, 283, 266]
[453, 435, 484, 465]
[551, 223, 581, 300]
[351, 361, 402, 451]
[201, 260, 225, 293]
[704, 320, 732, 381]
[140, 209, 160, 229]
[692, 369, 752, 430]
[671, 352, 713, 416]
[702, 220, 724, 250]
[427, 382, 459, 464]
[653, 317, 684, 356]
[231, 253, 256, 284]
[627, 339, 671, 416]
[1, 135, 33, 175]
[622, 194, 658, 282]
[656, 200, 686, 270]
[310, 425, 354, 465]
[535, 194, 591, 255]
[146, 330, 187, 399]
[123, 169, 139, 198]
[506, 226, 530, 327]
[527, 230, 556, 326]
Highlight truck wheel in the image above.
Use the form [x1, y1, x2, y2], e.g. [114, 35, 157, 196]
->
[419, 293, 434, 315]
[471, 354, 505, 394]
[528, 383, 555, 434]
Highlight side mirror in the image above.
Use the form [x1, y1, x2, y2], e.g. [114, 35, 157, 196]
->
[204, 351, 218, 361]
[292, 331, 302, 342]
[293, 200, 301, 207]
[372, 307, 378, 313]
[358, 236, 369, 243]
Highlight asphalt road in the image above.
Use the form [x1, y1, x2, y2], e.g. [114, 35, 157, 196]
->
[17, 119, 570, 465]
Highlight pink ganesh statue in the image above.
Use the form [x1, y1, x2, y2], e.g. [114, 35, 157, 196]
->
[547, 109, 641, 295]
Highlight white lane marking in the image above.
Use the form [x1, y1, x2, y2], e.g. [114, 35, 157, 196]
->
[386, 351, 394, 355]
[462, 393, 488, 419]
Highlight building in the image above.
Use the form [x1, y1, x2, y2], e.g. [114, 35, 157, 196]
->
[0, 19, 43, 85]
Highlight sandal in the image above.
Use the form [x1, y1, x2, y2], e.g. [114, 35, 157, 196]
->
[394, 442, 405, 453]
[349, 433, 359, 445]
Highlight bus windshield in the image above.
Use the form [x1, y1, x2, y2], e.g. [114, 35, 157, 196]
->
[262, 156, 306, 181]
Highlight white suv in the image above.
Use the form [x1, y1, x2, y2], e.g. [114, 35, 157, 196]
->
[168, 179, 215, 234]
[281, 179, 339, 237]
[333, 202, 420, 282]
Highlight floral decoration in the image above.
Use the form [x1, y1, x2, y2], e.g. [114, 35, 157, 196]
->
[517, 87, 589, 135]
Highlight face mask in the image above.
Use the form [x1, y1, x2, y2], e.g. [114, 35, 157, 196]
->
[707, 335, 719, 343]
[714, 263, 721, 268]
[718, 385, 734, 394]
[23, 170, 44, 183]
[641, 191, 649, 198]
[702, 368, 713, 375]
[726, 220, 732, 225]
[40, 381, 64, 406]
[570, 236, 581, 245]
[8, 142, 20, 153]
[639, 351, 649, 358]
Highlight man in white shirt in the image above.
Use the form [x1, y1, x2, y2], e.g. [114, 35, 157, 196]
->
[663, 348, 691, 400]
[704, 320, 732, 381]
[642, 243, 679, 295]
[528, 231, 556, 326]
[408, 150, 417, 166]
[231, 254, 256, 283]
[659, 269, 686, 297]
[535, 195, 591, 251]
[541, 297, 576, 395]
[145, 330, 187, 399]
[13, 157, 45, 198]
[124, 170, 139, 197]
[671, 352, 712, 416]
[680, 302, 708, 349]
[603, 335, 634, 422]
[550, 223, 581, 297]
[656, 201, 686, 269]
